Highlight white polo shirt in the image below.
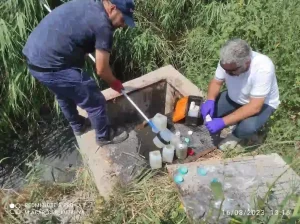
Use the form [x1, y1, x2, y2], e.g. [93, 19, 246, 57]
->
[214, 51, 280, 109]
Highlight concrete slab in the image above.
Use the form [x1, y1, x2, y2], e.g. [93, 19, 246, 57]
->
[76, 65, 209, 199]
[166, 153, 300, 223]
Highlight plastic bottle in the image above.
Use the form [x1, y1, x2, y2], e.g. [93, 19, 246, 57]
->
[149, 151, 162, 169]
[175, 142, 188, 160]
[162, 144, 175, 163]
[189, 101, 195, 110]
[188, 104, 200, 118]
[170, 131, 181, 146]
[151, 113, 167, 133]
[187, 130, 193, 146]
[188, 109, 198, 117]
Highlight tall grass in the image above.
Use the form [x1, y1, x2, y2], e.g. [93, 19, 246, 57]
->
[0, 0, 55, 134]
[1, 0, 300, 162]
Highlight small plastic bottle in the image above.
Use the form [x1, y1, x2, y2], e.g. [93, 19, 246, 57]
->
[187, 130, 193, 146]
[188, 103, 200, 118]
[149, 151, 162, 169]
[189, 101, 195, 110]
[162, 144, 175, 163]
[170, 131, 181, 146]
[175, 142, 188, 160]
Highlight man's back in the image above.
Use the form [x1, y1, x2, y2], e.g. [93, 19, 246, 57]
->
[23, 0, 113, 69]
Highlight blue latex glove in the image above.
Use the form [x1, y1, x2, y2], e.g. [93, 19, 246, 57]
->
[205, 118, 225, 134]
[200, 100, 215, 119]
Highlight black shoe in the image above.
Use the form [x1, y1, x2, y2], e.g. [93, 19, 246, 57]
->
[96, 126, 129, 146]
[74, 118, 91, 136]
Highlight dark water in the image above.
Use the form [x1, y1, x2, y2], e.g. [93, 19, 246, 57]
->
[0, 118, 82, 190]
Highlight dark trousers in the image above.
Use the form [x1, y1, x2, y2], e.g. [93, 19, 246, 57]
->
[28, 67, 108, 138]
[214, 91, 275, 139]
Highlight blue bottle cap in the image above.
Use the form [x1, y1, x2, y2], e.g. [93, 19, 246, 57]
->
[197, 167, 207, 176]
[185, 138, 190, 143]
[179, 166, 188, 175]
[211, 178, 218, 183]
[174, 174, 184, 183]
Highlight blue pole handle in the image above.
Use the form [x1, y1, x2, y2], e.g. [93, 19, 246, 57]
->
[148, 120, 159, 133]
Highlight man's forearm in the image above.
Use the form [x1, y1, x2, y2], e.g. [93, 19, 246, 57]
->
[207, 79, 222, 100]
[223, 103, 259, 126]
[97, 66, 116, 85]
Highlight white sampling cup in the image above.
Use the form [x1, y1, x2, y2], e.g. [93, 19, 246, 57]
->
[150, 113, 167, 133]
[152, 128, 173, 148]
[162, 144, 175, 163]
[149, 150, 162, 169]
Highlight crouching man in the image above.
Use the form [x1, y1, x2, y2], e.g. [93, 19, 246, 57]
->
[200, 38, 280, 150]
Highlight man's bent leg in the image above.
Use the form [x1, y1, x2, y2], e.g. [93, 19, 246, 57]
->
[74, 72, 128, 145]
[28, 68, 89, 135]
[219, 104, 275, 151]
[71, 72, 108, 139]
[233, 104, 275, 139]
[55, 93, 90, 135]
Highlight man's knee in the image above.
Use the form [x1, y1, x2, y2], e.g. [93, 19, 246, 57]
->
[234, 119, 259, 138]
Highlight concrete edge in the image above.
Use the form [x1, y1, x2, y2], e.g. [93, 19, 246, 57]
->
[77, 65, 204, 117]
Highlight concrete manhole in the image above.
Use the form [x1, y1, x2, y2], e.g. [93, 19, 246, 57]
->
[76, 65, 217, 199]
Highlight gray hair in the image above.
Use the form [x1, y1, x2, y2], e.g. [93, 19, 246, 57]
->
[220, 38, 252, 67]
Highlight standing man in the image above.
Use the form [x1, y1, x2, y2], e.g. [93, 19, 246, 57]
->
[200, 38, 280, 150]
[22, 0, 136, 146]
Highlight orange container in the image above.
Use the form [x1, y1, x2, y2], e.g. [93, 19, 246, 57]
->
[172, 96, 188, 122]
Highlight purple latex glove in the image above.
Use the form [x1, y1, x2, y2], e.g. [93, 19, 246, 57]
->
[205, 118, 225, 134]
[200, 100, 215, 119]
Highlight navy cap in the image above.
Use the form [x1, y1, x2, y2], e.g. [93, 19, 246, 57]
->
[110, 0, 135, 27]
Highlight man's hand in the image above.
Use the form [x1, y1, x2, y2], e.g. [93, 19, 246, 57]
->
[110, 79, 124, 93]
[200, 78, 223, 119]
[205, 118, 225, 134]
[200, 100, 215, 119]
[223, 97, 265, 126]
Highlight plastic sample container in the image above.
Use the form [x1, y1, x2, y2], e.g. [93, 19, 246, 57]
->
[162, 144, 175, 163]
[149, 151, 162, 169]
[175, 142, 188, 160]
[185, 96, 204, 126]
[151, 113, 167, 133]
[153, 128, 173, 148]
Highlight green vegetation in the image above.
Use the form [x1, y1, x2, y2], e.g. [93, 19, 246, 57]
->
[0, 0, 300, 223]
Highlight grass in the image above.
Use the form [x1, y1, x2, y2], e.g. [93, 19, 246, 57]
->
[84, 170, 187, 224]
[0, 152, 188, 224]
[1, 150, 299, 223]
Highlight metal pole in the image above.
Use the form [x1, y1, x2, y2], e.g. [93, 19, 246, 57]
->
[42, 3, 158, 132]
